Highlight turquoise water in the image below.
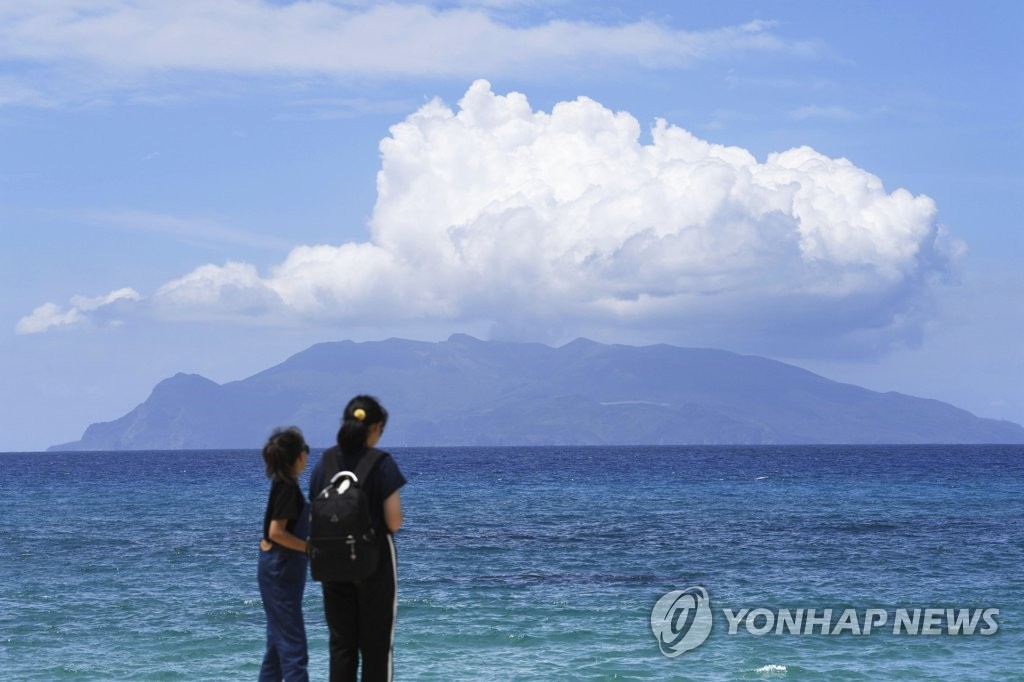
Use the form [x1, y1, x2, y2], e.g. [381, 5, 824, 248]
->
[1, 445, 1021, 680]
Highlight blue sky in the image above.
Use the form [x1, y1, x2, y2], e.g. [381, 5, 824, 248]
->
[1, 1, 1021, 451]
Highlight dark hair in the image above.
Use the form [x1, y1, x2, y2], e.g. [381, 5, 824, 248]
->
[337, 395, 389, 456]
[262, 426, 309, 481]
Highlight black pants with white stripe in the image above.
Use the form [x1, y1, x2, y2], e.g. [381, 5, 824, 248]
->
[321, 535, 397, 682]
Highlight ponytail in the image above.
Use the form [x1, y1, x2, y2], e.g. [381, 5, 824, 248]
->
[337, 395, 388, 456]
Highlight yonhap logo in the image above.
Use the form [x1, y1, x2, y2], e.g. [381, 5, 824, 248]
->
[650, 586, 713, 657]
[651, 586, 1000, 659]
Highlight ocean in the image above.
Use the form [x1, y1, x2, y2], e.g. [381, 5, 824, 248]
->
[1, 445, 1021, 680]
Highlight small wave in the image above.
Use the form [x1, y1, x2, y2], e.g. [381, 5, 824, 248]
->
[755, 664, 787, 675]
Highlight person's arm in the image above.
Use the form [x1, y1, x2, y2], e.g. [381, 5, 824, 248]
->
[267, 518, 309, 553]
[383, 490, 403, 533]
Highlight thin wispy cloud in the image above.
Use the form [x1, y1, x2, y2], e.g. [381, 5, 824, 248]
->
[275, 96, 418, 122]
[0, 75, 55, 107]
[790, 105, 858, 121]
[0, 1, 820, 104]
[18, 81, 963, 359]
[16, 288, 140, 334]
[83, 209, 294, 251]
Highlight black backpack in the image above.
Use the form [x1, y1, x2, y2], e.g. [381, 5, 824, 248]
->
[308, 447, 384, 583]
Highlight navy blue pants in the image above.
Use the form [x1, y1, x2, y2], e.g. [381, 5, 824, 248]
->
[258, 547, 309, 682]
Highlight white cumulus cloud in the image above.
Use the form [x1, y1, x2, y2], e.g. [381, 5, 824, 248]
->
[16, 287, 140, 334]
[17, 81, 961, 357]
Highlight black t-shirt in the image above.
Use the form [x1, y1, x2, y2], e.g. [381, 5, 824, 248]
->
[262, 478, 306, 543]
[309, 447, 406, 535]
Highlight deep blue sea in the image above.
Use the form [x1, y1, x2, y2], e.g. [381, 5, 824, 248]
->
[1, 445, 1022, 680]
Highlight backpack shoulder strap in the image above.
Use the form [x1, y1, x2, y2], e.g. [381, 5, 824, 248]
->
[320, 447, 341, 488]
[353, 448, 385, 486]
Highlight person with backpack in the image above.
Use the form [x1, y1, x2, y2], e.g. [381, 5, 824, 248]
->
[258, 427, 311, 682]
[308, 395, 406, 682]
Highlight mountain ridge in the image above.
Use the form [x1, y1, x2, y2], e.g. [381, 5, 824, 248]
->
[51, 335, 1024, 450]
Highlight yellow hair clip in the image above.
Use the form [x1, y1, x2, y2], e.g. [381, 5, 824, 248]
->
[353, 408, 366, 421]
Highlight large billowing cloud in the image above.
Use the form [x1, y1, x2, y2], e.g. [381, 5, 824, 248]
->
[17, 81, 961, 356]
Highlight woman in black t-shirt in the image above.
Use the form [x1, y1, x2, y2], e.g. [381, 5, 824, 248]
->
[308, 395, 406, 682]
[258, 427, 311, 682]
